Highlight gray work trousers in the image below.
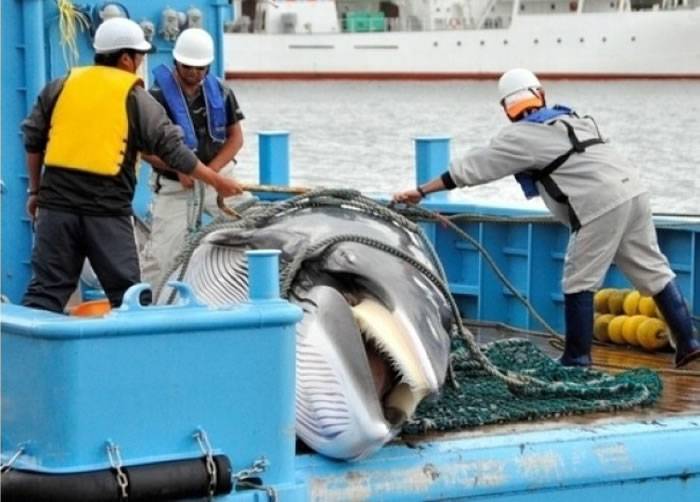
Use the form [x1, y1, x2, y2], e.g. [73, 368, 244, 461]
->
[563, 193, 675, 295]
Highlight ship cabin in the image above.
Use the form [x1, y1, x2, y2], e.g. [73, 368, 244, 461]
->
[227, 0, 700, 34]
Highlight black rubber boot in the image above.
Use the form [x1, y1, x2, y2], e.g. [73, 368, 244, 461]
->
[653, 280, 700, 368]
[558, 291, 594, 367]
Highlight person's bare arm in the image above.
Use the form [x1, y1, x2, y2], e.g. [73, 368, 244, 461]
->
[392, 176, 447, 204]
[141, 153, 168, 171]
[189, 160, 243, 197]
[208, 123, 243, 172]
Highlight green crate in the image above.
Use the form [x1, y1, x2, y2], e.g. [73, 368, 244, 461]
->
[344, 11, 385, 32]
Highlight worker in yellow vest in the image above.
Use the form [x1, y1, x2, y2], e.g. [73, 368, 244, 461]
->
[21, 17, 243, 313]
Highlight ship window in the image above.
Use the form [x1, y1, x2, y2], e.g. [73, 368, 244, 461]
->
[551, 3, 556, 9]
[503, 39, 508, 45]
[631, 36, 636, 42]
[602, 36, 607, 42]
[480, 40, 485, 46]
[579, 37, 584, 43]
[520, 3, 525, 10]
[533, 38, 539, 44]
[433, 41, 438, 47]
[457, 41, 462, 46]
[557, 37, 562, 44]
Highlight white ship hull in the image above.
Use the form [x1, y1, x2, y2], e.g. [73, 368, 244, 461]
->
[225, 9, 700, 79]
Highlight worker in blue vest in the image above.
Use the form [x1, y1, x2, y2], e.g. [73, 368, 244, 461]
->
[141, 28, 248, 290]
[392, 68, 700, 369]
[21, 18, 243, 313]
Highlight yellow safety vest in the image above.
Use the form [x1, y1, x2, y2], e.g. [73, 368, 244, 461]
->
[44, 66, 142, 176]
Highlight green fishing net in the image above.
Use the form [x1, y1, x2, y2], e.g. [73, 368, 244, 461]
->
[404, 338, 662, 434]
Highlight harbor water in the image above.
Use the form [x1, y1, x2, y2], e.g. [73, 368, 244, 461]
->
[228, 79, 700, 215]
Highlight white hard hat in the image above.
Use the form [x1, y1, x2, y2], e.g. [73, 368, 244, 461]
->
[498, 68, 542, 102]
[93, 17, 151, 54]
[173, 28, 214, 67]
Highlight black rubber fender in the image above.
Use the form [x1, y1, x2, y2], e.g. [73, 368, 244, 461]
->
[1, 454, 232, 501]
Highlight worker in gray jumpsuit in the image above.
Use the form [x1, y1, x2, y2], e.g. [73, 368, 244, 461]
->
[393, 68, 700, 368]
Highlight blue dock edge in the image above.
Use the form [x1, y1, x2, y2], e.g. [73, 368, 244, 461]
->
[295, 416, 700, 501]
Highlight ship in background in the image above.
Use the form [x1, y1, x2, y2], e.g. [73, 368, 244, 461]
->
[224, 0, 700, 79]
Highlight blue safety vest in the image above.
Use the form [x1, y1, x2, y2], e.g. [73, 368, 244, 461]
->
[152, 64, 227, 150]
[514, 105, 573, 198]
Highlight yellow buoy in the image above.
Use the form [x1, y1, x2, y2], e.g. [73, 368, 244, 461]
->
[594, 288, 615, 313]
[593, 314, 615, 342]
[621, 315, 647, 346]
[638, 296, 658, 317]
[622, 290, 641, 316]
[636, 318, 670, 351]
[607, 315, 629, 344]
[607, 289, 630, 315]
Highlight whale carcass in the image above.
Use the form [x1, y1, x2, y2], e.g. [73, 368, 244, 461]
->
[159, 191, 454, 460]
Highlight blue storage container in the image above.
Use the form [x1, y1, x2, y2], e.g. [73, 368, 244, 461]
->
[1, 281, 302, 483]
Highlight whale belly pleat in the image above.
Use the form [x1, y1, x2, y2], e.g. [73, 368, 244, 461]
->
[296, 340, 350, 439]
[188, 245, 249, 305]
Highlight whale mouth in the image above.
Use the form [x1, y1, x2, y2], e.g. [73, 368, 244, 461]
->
[352, 297, 432, 428]
[169, 197, 454, 460]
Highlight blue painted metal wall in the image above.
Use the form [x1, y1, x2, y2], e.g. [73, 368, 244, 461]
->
[421, 202, 699, 333]
[0, 0, 232, 303]
[1, 0, 41, 303]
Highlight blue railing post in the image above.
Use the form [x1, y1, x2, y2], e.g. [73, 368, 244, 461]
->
[246, 249, 281, 301]
[258, 131, 290, 186]
[211, 0, 233, 79]
[414, 136, 451, 199]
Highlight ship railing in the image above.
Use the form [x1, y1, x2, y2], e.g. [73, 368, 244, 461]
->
[475, 0, 507, 28]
